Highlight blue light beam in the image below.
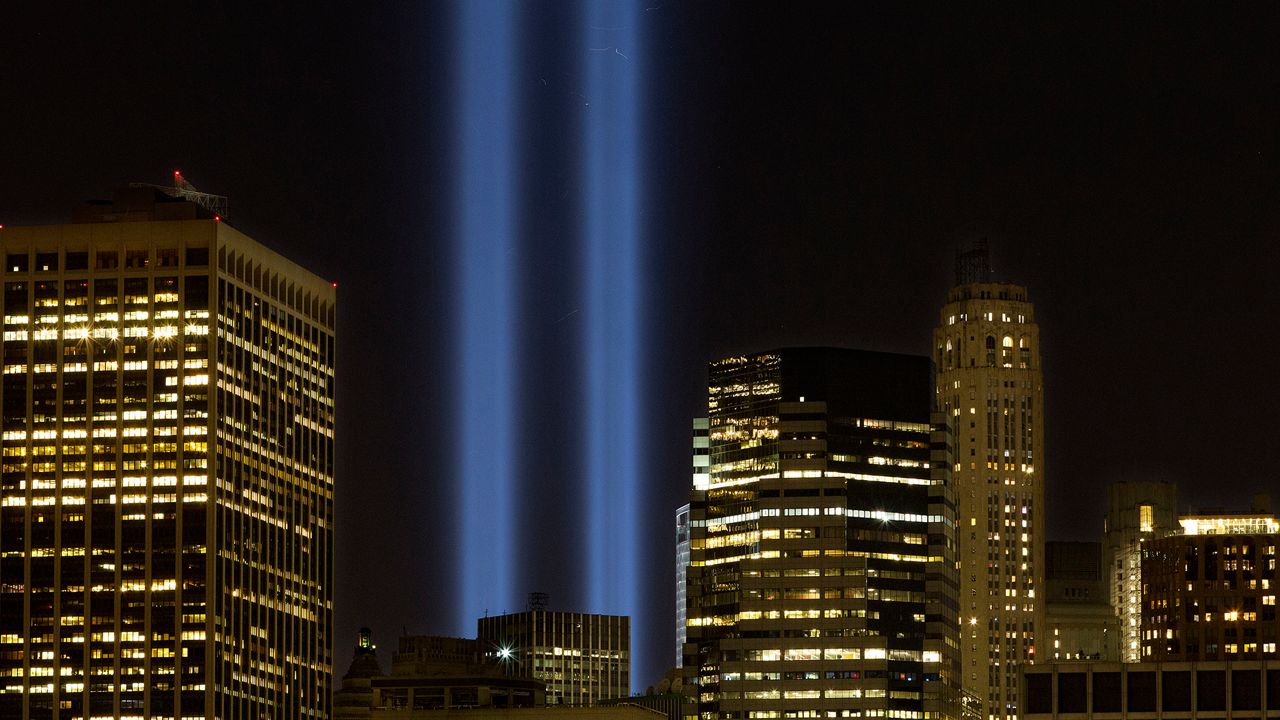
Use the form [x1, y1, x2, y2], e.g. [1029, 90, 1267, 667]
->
[456, 0, 519, 633]
[583, 0, 644, 684]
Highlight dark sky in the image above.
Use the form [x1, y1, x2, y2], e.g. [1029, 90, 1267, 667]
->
[3, 2, 1279, 692]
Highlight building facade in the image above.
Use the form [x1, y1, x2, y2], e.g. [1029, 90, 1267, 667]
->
[1043, 542, 1118, 662]
[477, 609, 630, 706]
[933, 249, 1045, 720]
[1140, 511, 1278, 663]
[677, 502, 692, 668]
[1103, 480, 1178, 661]
[0, 187, 336, 719]
[677, 419, 711, 669]
[1021, 660, 1280, 718]
[683, 348, 960, 719]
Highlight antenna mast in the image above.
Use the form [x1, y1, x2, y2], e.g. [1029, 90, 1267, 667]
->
[130, 170, 228, 219]
[955, 238, 992, 285]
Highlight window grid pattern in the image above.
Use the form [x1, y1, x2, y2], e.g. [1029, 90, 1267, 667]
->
[2, 227, 335, 720]
[934, 282, 1044, 720]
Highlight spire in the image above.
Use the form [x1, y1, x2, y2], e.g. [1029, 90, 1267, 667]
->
[341, 627, 384, 682]
[356, 626, 375, 654]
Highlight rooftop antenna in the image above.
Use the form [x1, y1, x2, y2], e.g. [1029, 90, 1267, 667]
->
[130, 170, 229, 219]
[955, 238, 992, 285]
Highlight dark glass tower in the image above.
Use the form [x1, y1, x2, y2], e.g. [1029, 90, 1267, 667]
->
[683, 348, 959, 719]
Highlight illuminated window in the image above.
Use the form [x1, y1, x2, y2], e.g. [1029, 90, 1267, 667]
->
[1140, 505, 1153, 533]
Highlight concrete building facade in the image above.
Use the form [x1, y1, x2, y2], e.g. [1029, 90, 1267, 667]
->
[1021, 660, 1280, 718]
[0, 187, 336, 719]
[683, 348, 960, 719]
[1044, 542, 1118, 662]
[933, 248, 1045, 719]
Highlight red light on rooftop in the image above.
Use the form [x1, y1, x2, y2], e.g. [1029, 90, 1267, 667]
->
[174, 170, 181, 176]
[213, 215, 221, 222]
[331, 281, 338, 289]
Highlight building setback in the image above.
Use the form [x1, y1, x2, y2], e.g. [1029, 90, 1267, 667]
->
[677, 418, 710, 669]
[0, 186, 336, 718]
[477, 607, 630, 706]
[682, 347, 960, 719]
[1044, 542, 1118, 662]
[933, 243, 1045, 720]
[1103, 480, 1178, 662]
[676, 502, 692, 669]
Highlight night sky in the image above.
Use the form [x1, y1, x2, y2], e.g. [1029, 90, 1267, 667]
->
[3, 2, 1279, 692]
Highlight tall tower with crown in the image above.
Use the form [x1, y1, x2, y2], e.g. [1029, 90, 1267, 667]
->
[933, 242, 1045, 720]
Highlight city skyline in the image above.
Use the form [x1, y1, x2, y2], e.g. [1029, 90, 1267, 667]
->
[3, 2, 1280, 695]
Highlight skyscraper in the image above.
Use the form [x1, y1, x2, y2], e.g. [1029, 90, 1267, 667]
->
[933, 244, 1044, 719]
[683, 348, 960, 719]
[0, 186, 335, 719]
[1103, 480, 1178, 661]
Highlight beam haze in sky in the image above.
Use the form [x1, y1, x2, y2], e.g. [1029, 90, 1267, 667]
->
[455, 0, 519, 632]
[582, 0, 644, 641]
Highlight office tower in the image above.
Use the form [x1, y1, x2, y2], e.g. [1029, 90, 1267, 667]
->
[0, 186, 336, 719]
[1102, 480, 1178, 661]
[676, 419, 709, 669]
[1043, 542, 1118, 662]
[477, 605, 630, 706]
[933, 243, 1044, 719]
[676, 502, 691, 668]
[1141, 506, 1279, 662]
[683, 348, 960, 719]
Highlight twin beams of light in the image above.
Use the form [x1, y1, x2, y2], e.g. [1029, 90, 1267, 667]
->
[454, 0, 645, 687]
